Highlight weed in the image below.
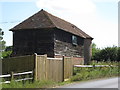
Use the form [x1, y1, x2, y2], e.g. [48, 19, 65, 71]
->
[70, 61, 119, 82]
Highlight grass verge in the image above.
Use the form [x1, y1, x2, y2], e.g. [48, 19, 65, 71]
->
[70, 61, 119, 82]
[2, 80, 56, 88]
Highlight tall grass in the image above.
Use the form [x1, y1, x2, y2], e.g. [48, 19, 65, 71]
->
[2, 80, 56, 88]
[70, 61, 119, 82]
[90, 60, 119, 66]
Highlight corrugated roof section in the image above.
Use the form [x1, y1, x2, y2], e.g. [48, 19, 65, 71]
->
[10, 9, 93, 39]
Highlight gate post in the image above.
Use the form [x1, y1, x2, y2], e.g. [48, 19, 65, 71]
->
[62, 56, 65, 81]
[10, 71, 14, 81]
[33, 53, 37, 81]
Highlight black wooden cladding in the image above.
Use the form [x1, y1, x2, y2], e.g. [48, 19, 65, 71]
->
[12, 28, 89, 60]
[12, 29, 54, 57]
[54, 29, 84, 57]
[10, 10, 93, 64]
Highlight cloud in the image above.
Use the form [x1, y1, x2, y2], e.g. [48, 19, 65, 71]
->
[0, 0, 37, 2]
[36, 0, 118, 48]
[92, 0, 119, 3]
[36, 0, 96, 14]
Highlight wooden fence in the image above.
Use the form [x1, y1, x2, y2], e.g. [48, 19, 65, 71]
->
[1, 54, 73, 83]
[2, 55, 35, 75]
[34, 54, 73, 82]
[63, 56, 73, 79]
[74, 65, 116, 68]
[0, 71, 33, 84]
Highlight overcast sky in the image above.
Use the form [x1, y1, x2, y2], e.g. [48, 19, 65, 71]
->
[0, 0, 119, 48]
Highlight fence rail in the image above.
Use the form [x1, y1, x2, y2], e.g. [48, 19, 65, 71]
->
[1, 54, 73, 83]
[0, 71, 33, 84]
[74, 65, 116, 68]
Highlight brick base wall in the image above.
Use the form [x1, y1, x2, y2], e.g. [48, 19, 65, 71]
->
[72, 57, 84, 65]
[55, 55, 84, 65]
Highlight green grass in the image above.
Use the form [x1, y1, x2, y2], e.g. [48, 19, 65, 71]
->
[70, 61, 119, 82]
[90, 60, 119, 66]
[2, 79, 72, 88]
[2, 80, 56, 88]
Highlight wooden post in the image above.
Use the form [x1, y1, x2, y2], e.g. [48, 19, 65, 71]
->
[62, 56, 65, 81]
[10, 72, 14, 81]
[71, 56, 74, 76]
[93, 64, 95, 69]
[44, 54, 47, 80]
[33, 53, 37, 81]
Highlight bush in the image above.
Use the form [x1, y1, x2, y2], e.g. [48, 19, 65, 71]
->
[1, 46, 13, 58]
[2, 51, 12, 58]
[117, 47, 120, 61]
[100, 47, 118, 61]
[92, 43, 101, 60]
[92, 45, 119, 61]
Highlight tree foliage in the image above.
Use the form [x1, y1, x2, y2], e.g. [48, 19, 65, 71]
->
[100, 47, 118, 61]
[117, 47, 120, 61]
[0, 28, 12, 59]
[0, 28, 6, 52]
[92, 43, 100, 60]
[0, 28, 6, 59]
[2, 46, 13, 58]
[92, 43, 119, 61]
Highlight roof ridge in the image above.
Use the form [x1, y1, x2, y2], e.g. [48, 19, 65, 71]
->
[10, 9, 93, 39]
[42, 10, 56, 28]
[43, 10, 87, 38]
[45, 10, 75, 28]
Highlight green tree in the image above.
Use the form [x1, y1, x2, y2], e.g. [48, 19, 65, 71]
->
[92, 45, 118, 61]
[117, 47, 120, 61]
[0, 28, 6, 58]
[0, 28, 12, 59]
[2, 46, 12, 58]
[92, 43, 119, 61]
[100, 46, 118, 61]
[92, 43, 101, 60]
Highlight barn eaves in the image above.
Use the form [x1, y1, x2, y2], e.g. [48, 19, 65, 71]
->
[10, 9, 93, 39]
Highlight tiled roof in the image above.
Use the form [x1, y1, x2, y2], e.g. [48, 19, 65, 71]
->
[10, 9, 93, 39]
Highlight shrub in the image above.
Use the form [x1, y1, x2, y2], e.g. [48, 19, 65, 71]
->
[92, 45, 119, 61]
[117, 47, 120, 61]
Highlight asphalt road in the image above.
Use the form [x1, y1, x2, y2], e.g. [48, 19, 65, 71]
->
[59, 77, 119, 88]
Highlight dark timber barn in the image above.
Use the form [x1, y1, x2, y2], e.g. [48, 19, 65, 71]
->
[10, 9, 93, 64]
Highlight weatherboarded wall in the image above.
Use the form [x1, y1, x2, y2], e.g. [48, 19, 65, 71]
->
[12, 29, 85, 62]
[54, 29, 84, 58]
[12, 29, 54, 57]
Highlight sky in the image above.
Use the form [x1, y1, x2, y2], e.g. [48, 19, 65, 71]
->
[0, 0, 119, 48]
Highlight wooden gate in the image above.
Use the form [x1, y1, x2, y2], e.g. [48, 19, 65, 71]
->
[34, 55, 73, 82]
[63, 56, 73, 79]
[34, 54, 64, 82]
